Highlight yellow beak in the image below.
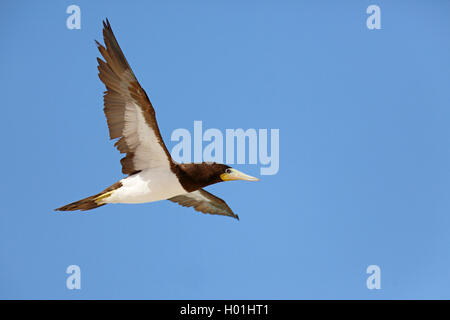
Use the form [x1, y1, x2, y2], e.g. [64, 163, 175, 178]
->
[220, 168, 260, 182]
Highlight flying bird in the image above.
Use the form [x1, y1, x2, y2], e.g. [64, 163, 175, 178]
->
[55, 19, 259, 220]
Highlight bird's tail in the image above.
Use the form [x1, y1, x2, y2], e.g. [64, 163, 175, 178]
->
[54, 194, 106, 211]
[55, 182, 122, 212]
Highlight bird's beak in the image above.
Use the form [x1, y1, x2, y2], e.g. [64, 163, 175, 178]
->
[220, 168, 260, 182]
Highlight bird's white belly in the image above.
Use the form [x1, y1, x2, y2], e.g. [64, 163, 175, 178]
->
[104, 168, 187, 204]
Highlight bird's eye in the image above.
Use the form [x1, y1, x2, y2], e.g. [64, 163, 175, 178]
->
[225, 168, 232, 174]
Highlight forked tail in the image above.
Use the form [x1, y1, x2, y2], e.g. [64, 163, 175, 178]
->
[55, 182, 122, 212]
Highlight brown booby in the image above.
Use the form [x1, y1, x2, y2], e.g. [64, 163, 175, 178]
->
[55, 19, 259, 220]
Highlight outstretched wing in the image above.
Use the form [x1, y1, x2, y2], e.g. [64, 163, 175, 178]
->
[169, 189, 239, 220]
[96, 19, 172, 175]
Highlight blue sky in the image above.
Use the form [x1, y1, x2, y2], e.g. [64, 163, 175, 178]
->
[1, 0, 450, 299]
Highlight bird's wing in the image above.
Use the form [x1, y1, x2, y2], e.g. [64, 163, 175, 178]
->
[169, 189, 239, 220]
[96, 19, 172, 175]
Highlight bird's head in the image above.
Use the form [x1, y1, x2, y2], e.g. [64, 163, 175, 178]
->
[177, 162, 259, 191]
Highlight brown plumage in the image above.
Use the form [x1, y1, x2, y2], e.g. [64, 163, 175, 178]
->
[174, 163, 231, 192]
